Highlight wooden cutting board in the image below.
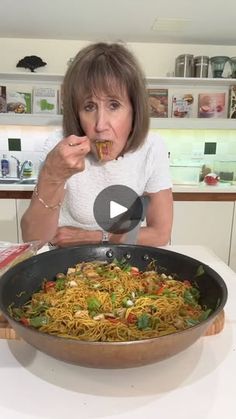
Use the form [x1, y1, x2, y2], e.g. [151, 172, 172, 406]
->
[0, 310, 225, 340]
[0, 312, 20, 339]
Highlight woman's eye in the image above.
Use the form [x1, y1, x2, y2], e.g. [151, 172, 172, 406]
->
[84, 102, 96, 112]
[109, 101, 120, 110]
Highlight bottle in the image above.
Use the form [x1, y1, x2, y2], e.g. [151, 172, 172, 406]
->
[23, 160, 33, 178]
[1, 154, 10, 177]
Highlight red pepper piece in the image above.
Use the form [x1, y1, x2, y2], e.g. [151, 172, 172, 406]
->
[20, 317, 30, 326]
[44, 281, 55, 292]
[126, 313, 138, 324]
[156, 285, 165, 294]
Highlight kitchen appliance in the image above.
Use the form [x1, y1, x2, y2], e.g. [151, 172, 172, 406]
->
[194, 56, 209, 78]
[213, 160, 236, 181]
[0, 244, 227, 368]
[175, 54, 194, 77]
[170, 163, 201, 184]
[210, 56, 229, 78]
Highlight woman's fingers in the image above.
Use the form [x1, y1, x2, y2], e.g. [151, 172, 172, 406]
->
[63, 135, 90, 160]
[65, 135, 88, 147]
[42, 135, 91, 182]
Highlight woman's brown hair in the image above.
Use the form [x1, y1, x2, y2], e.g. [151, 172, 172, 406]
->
[62, 42, 149, 153]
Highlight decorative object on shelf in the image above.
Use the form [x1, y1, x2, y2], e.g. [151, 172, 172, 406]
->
[193, 56, 209, 78]
[147, 88, 168, 117]
[198, 92, 226, 118]
[16, 55, 47, 73]
[175, 54, 194, 77]
[210, 56, 229, 78]
[228, 85, 236, 118]
[229, 57, 236, 78]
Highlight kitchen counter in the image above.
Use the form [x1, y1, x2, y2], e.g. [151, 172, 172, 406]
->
[0, 245, 235, 419]
[1, 182, 236, 192]
[1, 182, 236, 201]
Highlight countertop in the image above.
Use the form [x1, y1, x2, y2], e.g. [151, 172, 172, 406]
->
[0, 245, 235, 419]
[1, 182, 236, 193]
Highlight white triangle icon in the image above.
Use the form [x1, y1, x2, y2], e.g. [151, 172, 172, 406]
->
[110, 201, 128, 219]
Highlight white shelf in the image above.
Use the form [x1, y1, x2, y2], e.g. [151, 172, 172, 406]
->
[0, 113, 62, 126]
[0, 73, 236, 129]
[1, 114, 234, 129]
[147, 76, 236, 87]
[0, 72, 63, 84]
[150, 118, 236, 130]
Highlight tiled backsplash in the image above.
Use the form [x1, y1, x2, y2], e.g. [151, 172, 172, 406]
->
[0, 126, 236, 181]
[0, 126, 57, 177]
[158, 129, 236, 161]
[157, 128, 236, 183]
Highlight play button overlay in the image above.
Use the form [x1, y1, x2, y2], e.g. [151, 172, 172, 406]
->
[110, 201, 127, 218]
[93, 185, 146, 234]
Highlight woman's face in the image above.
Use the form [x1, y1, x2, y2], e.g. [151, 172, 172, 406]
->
[78, 88, 133, 161]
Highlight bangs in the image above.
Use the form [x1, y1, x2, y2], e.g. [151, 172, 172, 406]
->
[75, 56, 129, 105]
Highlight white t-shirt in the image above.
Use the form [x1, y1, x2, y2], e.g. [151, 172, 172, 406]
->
[40, 130, 172, 230]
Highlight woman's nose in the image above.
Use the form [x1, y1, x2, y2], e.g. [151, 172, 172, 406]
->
[95, 108, 109, 131]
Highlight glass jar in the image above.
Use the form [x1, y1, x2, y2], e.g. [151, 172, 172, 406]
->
[194, 56, 209, 78]
[175, 54, 194, 77]
[210, 56, 229, 78]
[230, 57, 236, 78]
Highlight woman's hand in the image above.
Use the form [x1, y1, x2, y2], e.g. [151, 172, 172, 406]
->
[41, 135, 91, 183]
[50, 226, 101, 247]
[50, 226, 126, 247]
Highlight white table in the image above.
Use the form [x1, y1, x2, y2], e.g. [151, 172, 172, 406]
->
[0, 245, 235, 419]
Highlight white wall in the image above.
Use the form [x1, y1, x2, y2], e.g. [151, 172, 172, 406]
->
[0, 37, 236, 76]
[1, 37, 236, 178]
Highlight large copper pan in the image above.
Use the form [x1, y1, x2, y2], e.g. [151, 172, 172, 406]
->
[0, 245, 227, 368]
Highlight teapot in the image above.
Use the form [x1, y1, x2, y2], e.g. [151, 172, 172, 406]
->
[204, 173, 220, 185]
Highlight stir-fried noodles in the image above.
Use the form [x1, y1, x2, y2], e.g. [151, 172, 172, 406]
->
[9, 259, 211, 342]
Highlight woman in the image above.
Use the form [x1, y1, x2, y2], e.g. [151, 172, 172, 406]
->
[21, 42, 173, 247]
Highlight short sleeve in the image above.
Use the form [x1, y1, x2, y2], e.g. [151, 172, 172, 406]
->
[144, 133, 172, 193]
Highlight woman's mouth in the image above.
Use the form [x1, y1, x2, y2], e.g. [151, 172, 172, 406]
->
[95, 140, 113, 160]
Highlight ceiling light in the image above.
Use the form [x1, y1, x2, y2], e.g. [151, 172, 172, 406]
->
[151, 17, 191, 32]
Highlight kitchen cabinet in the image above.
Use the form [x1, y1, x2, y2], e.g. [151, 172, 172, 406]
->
[171, 201, 234, 264]
[0, 198, 30, 243]
[0, 199, 18, 242]
[16, 199, 30, 242]
[229, 202, 236, 271]
[1, 73, 236, 129]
